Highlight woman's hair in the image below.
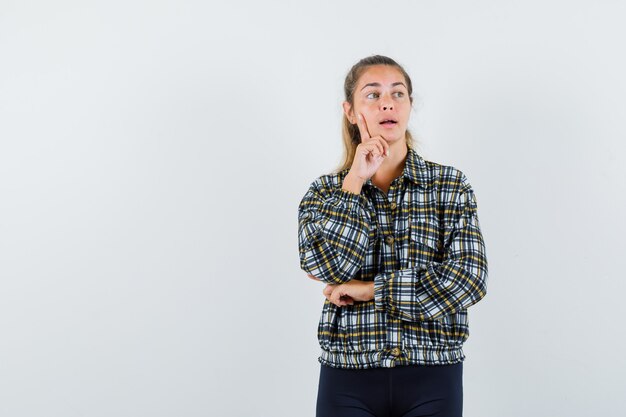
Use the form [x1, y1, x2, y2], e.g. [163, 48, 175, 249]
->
[334, 55, 417, 173]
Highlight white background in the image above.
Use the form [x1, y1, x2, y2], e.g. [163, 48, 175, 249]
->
[1, 1, 625, 416]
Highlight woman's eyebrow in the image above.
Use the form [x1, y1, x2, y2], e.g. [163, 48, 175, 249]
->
[360, 82, 407, 91]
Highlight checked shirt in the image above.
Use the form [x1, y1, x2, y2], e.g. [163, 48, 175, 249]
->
[297, 144, 488, 369]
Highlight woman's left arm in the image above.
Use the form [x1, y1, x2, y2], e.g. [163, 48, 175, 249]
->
[372, 178, 489, 322]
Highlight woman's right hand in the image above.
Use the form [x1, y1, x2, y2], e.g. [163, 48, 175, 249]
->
[348, 113, 390, 182]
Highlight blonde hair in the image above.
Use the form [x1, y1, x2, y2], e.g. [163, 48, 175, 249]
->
[334, 55, 418, 173]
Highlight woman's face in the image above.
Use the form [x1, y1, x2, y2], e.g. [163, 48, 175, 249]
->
[343, 65, 412, 144]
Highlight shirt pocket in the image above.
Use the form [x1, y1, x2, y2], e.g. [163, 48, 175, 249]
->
[409, 219, 444, 264]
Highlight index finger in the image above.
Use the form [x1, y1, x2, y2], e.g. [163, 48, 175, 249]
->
[356, 113, 371, 141]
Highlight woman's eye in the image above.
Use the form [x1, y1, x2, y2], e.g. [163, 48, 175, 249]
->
[366, 91, 405, 99]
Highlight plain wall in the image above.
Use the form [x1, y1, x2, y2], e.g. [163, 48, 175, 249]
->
[1, 0, 624, 416]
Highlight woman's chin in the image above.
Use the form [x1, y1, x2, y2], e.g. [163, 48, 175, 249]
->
[380, 133, 404, 143]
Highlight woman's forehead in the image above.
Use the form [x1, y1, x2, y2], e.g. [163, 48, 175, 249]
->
[357, 65, 406, 88]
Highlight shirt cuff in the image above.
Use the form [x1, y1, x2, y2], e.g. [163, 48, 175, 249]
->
[332, 187, 366, 209]
[374, 271, 391, 311]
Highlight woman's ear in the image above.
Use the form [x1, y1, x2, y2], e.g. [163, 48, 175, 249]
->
[342, 101, 355, 124]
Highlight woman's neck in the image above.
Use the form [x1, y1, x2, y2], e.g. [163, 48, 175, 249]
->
[372, 140, 408, 181]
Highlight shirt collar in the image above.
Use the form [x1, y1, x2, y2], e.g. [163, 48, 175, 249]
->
[402, 143, 433, 189]
[343, 143, 433, 190]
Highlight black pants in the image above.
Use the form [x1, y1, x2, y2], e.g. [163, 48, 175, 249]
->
[316, 362, 463, 417]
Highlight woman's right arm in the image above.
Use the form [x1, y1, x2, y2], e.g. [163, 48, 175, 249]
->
[297, 175, 372, 285]
[300, 113, 390, 285]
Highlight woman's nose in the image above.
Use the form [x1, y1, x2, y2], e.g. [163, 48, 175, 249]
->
[381, 96, 393, 111]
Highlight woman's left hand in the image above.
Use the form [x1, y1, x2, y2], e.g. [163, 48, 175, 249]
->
[307, 273, 375, 307]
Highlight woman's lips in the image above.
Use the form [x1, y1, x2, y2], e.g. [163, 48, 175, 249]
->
[380, 121, 397, 128]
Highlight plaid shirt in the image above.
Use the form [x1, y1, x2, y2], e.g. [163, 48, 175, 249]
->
[297, 144, 488, 369]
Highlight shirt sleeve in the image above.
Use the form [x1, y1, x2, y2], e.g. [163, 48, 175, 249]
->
[373, 176, 488, 321]
[298, 177, 372, 284]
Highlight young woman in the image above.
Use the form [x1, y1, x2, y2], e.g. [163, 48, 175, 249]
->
[297, 55, 489, 417]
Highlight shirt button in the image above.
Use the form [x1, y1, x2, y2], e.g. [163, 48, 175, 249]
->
[385, 235, 395, 246]
[389, 202, 397, 210]
[302, 212, 311, 220]
[390, 347, 401, 357]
